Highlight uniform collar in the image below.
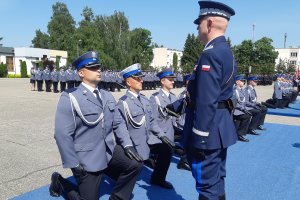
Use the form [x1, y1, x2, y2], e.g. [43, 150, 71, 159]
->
[81, 82, 101, 98]
[128, 90, 139, 98]
[161, 88, 170, 97]
[204, 36, 226, 51]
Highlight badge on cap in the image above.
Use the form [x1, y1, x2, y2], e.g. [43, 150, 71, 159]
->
[202, 65, 210, 71]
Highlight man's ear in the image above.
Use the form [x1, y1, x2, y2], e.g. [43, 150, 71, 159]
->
[125, 78, 131, 87]
[78, 69, 84, 78]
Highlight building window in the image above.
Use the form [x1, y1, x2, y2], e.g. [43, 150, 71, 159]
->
[290, 52, 297, 57]
[290, 60, 297, 65]
[6, 56, 14, 72]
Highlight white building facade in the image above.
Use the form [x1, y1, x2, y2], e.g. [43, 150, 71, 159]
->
[275, 47, 300, 68]
[13, 47, 68, 75]
[0, 47, 68, 76]
[150, 47, 183, 71]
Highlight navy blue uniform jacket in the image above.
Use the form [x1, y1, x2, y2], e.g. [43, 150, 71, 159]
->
[183, 36, 237, 150]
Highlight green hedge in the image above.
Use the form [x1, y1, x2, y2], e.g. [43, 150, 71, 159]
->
[0, 62, 8, 77]
[7, 74, 22, 78]
[20, 61, 28, 78]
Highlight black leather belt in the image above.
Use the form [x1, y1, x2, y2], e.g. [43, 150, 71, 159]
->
[217, 101, 230, 109]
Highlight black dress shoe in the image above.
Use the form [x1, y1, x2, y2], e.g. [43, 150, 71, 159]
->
[150, 180, 174, 189]
[49, 172, 61, 197]
[144, 158, 156, 169]
[257, 125, 266, 130]
[248, 129, 259, 135]
[177, 160, 191, 171]
[238, 135, 249, 142]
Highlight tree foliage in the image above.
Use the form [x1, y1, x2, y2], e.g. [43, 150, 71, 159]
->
[32, 4, 154, 70]
[32, 30, 50, 49]
[173, 53, 178, 72]
[181, 34, 203, 73]
[48, 2, 76, 62]
[233, 37, 278, 75]
[20, 61, 27, 78]
[0, 62, 8, 77]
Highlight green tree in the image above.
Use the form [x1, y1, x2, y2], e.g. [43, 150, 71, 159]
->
[181, 34, 203, 73]
[276, 58, 287, 73]
[234, 37, 278, 75]
[32, 30, 50, 48]
[47, 2, 76, 62]
[0, 62, 8, 77]
[94, 11, 131, 70]
[20, 61, 27, 78]
[172, 53, 178, 72]
[0, 37, 3, 46]
[130, 28, 153, 70]
[233, 40, 254, 74]
[75, 7, 104, 59]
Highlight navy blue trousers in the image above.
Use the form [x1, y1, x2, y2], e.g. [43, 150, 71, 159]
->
[189, 148, 227, 200]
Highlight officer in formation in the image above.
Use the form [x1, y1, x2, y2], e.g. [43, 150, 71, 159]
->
[175, 74, 192, 171]
[35, 67, 44, 91]
[182, 1, 237, 199]
[49, 51, 143, 200]
[74, 69, 82, 87]
[51, 68, 59, 93]
[271, 74, 298, 108]
[113, 63, 175, 189]
[99, 71, 124, 92]
[256, 74, 273, 86]
[30, 67, 36, 91]
[233, 75, 264, 137]
[245, 75, 267, 130]
[59, 67, 67, 92]
[232, 75, 253, 142]
[147, 68, 181, 189]
[66, 66, 75, 89]
[43, 66, 52, 92]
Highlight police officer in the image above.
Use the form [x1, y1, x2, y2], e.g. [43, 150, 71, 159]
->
[182, 1, 237, 199]
[43, 66, 52, 92]
[30, 67, 36, 91]
[35, 67, 43, 91]
[59, 67, 67, 92]
[148, 68, 179, 189]
[272, 74, 285, 108]
[66, 66, 75, 89]
[232, 75, 252, 142]
[245, 75, 267, 131]
[51, 67, 59, 93]
[73, 69, 81, 87]
[49, 52, 143, 200]
[234, 75, 261, 136]
[113, 63, 175, 189]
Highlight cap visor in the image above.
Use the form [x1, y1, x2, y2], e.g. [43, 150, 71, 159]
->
[164, 75, 176, 78]
[131, 72, 145, 77]
[194, 17, 200, 24]
[84, 63, 101, 68]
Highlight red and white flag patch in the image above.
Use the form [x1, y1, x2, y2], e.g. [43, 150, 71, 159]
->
[202, 65, 210, 71]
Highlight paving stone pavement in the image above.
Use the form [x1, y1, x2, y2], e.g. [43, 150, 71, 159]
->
[0, 78, 299, 200]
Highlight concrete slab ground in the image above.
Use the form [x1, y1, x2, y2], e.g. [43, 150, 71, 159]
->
[0, 78, 299, 200]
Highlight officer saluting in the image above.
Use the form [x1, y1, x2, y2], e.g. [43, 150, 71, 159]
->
[113, 64, 175, 189]
[182, 1, 237, 200]
[49, 51, 143, 200]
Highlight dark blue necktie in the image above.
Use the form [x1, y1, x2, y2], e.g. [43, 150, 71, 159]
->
[93, 90, 103, 106]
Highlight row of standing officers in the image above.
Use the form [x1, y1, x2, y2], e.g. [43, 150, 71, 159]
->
[30, 66, 186, 93]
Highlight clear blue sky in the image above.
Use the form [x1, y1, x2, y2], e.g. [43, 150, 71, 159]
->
[1, 0, 299, 50]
